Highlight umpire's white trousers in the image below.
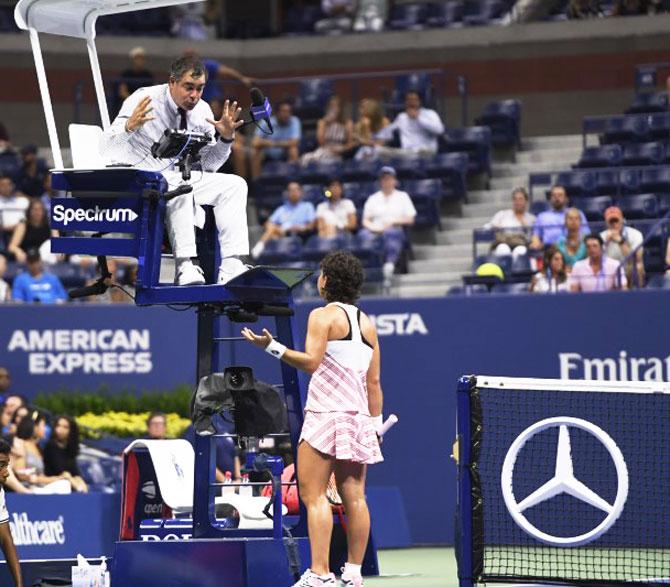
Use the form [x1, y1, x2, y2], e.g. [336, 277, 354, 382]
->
[163, 170, 249, 259]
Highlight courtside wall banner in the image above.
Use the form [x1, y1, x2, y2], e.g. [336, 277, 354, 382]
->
[0, 290, 668, 544]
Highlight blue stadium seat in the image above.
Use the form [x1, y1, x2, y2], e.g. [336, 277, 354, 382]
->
[0, 151, 19, 178]
[425, 1, 463, 26]
[388, 3, 427, 30]
[283, 5, 324, 35]
[616, 193, 659, 219]
[50, 263, 88, 289]
[256, 236, 302, 265]
[423, 153, 468, 199]
[510, 254, 533, 278]
[657, 192, 670, 215]
[531, 201, 548, 215]
[409, 195, 441, 229]
[294, 78, 334, 119]
[594, 169, 622, 195]
[575, 144, 623, 168]
[403, 178, 443, 200]
[392, 73, 434, 107]
[388, 155, 426, 180]
[345, 232, 385, 268]
[648, 113, 670, 141]
[473, 253, 512, 276]
[299, 161, 343, 184]
[474, 99, 521, 148]
[555, 170, 596, 197]
[301, 184, 326, 205]
[257, 161, 300, 186]
[602, 115, 649, 144]
[253, 189, 285, 225]
[341, 160, 381, 182]
[643, 234, 667, 274]
[621, 141, 665, 166]
[441, 126, 491, 175]
[462, 0, 507, 25]
[301, 235, 346, 263]
[342, 182, 375, 208]
[619, 167, 642, 195]
[572, 195, 613, 221]
[625, 91, 669, 115]
[639, 167, 670, 193]
[299, 132, 318, 155]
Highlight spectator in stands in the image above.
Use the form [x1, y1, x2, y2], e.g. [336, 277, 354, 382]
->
[44, 416, 88, 493]
[301, 96, 354, 165]
[0, 437, 23, 583]
[0, 396, 24, 436]
[7, 199, 55, 265]
[555, 208, 587, 269]
[361, 166, 416, 282]
[189, 50, 254, 104]
[485, 187, 535, 258]
[116, 47, 155, 114]
[529, 246, 569, 293]
[40, 173, 57, 215]
[353, 0, 388, 32]
[611, 0, 659, 15]
[600, 206, 645, 287]
[12, 250, 67, 304]
[8, 406, 29, 439]
[0, 370, 9, 399]
[146, 412, 168, 440]
[0, 125, 19, 179]
[353, 98, 390, 160]
[530, 185, 588, 250]
[378, 91, 445, 156]
[316, 179, 357, 237]
[0, 256, 10, 303]
[315, 0, 356, 33]
[13, 411, 76, 493]
[567, 0, 604, 18]
[15, 145, 48, 199]
[251, 181, 316, 258]
[171, 1, 219, 40]
[251, 100, 302, 180]
[0, 175, 29, 241]
[570, 233, 627, 292]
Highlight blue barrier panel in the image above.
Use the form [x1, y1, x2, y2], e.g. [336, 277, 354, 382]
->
[1, 290, 670, 544]
[2, 493, 120, 560]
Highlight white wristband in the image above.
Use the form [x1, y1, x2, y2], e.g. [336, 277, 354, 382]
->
[372, 415, 383, 435]
[265, 339, 287, 359]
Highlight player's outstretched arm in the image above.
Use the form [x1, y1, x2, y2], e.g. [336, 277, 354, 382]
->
[0, 522, 22, 587]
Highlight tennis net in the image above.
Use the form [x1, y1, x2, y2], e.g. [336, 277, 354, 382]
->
[455, 376, 670, 586]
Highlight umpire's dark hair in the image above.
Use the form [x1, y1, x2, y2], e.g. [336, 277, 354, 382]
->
[584, 232, 604, 247]
[0, 438, 10, 456]
[169, 56, 207, 83]
[320, 251, 364, 305]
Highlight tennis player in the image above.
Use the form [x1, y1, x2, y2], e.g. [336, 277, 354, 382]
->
[241, 251, 383, 587]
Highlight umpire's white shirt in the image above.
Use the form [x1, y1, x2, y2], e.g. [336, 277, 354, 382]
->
[100, 84, 231, 172]
[100, 84, 249, 260]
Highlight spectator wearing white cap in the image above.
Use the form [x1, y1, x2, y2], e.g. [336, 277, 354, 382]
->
[599, 206, 644, 286]
[361, 166, 416, 283]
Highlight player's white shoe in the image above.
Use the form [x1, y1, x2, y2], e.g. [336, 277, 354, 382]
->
[292, 569, 336, 586]
[340, 569, 364, 587]
[217, 258, 249, 284]
[175, 262, 205, 286]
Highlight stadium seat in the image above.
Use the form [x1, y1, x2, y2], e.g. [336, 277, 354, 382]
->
[510, 254, 533, 279]
[294, 78, 334, 119]
[619, 167, 642, 195]
[408, 195, 441, 229]
[575, 144, 622, 168]
[392, 73, 434, 108]
[299, 161, 343, 184]
[341, 159, 381, 182]
[388, 3, 427, 30]
[301, 184, 326, 205]
[639, 167, 670, 193]
[462, 0, 507, 26]
[555, 170, 596, 197]
[625, 91, 669, 115]
[594, 169, 622, 195]
[252, 189, 285, 225]
[643, 235, 667, 274]
[345, 232, 385, 268]
[657, 193, 670, 215]
[441, 126, 492, 175]
[403, 178, 443, 200]
[425, 1, 463, 27]
[256, 237, 302, 265]
[342, 182, 375, 208]
[257, 161, 300, 186]
[602, 115, 649, 144]
[531, 201, 548, 215]
[301, 235, 346, 263]
[571, 195, 613, 221]
[491, 282, 530, 295]
[0, 151, 19, 178]
[423, 153, 468, 200]
[50, 263, 88, 289]
[621, 142, 665, 167]
[648, 113, 670, 140]
[616, 193, 659, 219]
[474, 99, 521, 148]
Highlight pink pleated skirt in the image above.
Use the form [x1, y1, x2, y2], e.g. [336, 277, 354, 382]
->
[300, 410, 383, 465]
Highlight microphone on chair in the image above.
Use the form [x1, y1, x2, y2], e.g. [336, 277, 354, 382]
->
[240, 87, 273, 134]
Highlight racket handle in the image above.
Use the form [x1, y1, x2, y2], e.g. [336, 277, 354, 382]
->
[379, 414, 398, 437]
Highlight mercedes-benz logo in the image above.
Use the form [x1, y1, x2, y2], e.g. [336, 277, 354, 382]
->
[501, 416, 629, 546]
